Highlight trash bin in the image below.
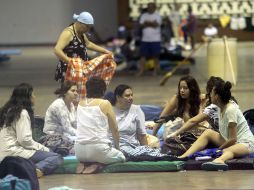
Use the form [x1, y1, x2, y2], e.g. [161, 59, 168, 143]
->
[207, 38, 237, 84]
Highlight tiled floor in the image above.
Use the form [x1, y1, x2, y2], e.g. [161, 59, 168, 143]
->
[0, 42, 254, 189]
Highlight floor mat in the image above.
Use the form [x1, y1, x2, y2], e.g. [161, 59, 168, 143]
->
[184, 158, 254, 170]
[53, 156, 185, 174]
[100, 161, 185, 173]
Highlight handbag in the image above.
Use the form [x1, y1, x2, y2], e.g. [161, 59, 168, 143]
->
[161, 130, 201, 156]
[163, 117, 184, 140]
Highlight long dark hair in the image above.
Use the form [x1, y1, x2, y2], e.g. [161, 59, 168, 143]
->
[176, 75, 201, 118]
[0, 83, 34, 129]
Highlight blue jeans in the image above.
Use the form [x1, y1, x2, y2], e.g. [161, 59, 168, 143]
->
[30, 151, 63, 175]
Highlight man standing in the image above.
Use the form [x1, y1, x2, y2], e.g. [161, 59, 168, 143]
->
[186, 6, 197, 50]
[138, 2, 162, 76]
[169, 4, 181, 43]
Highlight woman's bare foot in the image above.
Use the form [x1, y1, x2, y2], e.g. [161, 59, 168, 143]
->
[36, 169, 44, 178]
[212, 158, 225, 164]
[82, 163, 104, 174]
[76, 162, 85, 174]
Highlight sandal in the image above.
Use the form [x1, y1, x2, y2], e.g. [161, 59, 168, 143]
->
[201, 161, 228, 171]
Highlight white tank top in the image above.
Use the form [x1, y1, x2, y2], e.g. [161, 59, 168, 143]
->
[76, 99, 111, 144]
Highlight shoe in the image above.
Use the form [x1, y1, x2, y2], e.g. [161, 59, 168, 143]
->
[201, 161, 228, 171]
[36, 169, 44, 178]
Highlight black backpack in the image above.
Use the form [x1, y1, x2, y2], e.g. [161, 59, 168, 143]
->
[0, 156, 39, 190]
[243, 109, 254, 135]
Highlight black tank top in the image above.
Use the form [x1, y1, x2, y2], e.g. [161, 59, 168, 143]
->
[55, 24, 88, 82]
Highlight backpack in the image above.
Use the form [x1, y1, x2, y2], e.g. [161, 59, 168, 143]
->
[0, 156, 39, 190]
[243, 109, 254, 135]
[0, 174, 31, 190]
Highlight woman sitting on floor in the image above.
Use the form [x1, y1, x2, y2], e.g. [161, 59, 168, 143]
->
[179, 79, 254, 170]
[109, 84, 177, 161]
[152, 75, 207, 136]
[42, 81, 78, 156]
[0, 83, 63, 177]
[168, 76, 238, 138]
[75, 77, 125, 174]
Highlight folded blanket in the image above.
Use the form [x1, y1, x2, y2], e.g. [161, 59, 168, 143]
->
[120, 143, 177, 162]
[189, 148, 222, 159]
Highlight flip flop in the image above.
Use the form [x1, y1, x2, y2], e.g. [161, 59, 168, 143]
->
[201, 161, 228, 171]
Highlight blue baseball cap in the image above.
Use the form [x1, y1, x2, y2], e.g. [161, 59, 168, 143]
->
[73, 12, 94, 25]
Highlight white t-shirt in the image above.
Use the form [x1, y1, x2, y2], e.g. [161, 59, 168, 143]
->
[203, 100, 237, 131]
[219, 103, 254, 144]
[139, 12, 162, 42]
[204, 26, 218, 37]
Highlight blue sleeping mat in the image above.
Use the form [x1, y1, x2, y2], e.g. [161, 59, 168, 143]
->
[0, 49, 21, 56]
[0, 49, 22, 62]
[53, 156, 185, 174]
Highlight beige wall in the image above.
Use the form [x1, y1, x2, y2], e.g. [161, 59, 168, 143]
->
[0, 0, 117, 45]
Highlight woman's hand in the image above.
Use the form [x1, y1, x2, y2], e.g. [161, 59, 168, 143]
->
[166, 131, 178, 139]
[104, 49, 112, 54]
